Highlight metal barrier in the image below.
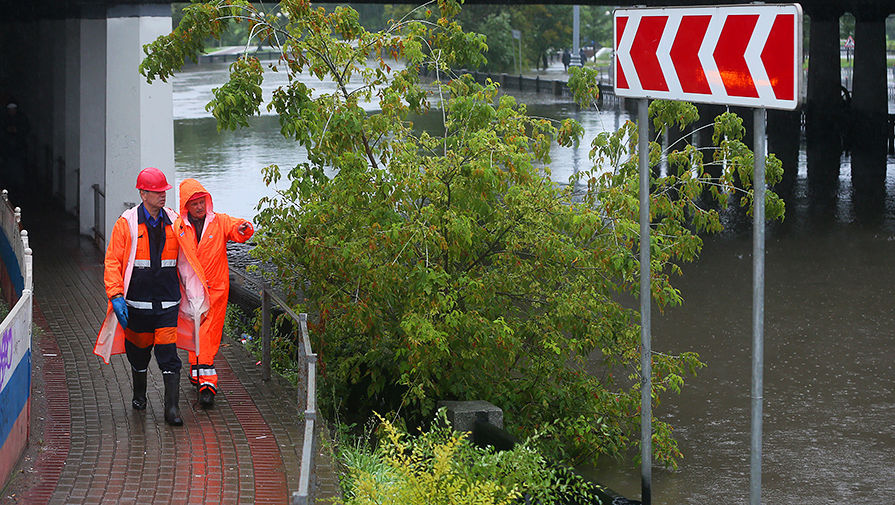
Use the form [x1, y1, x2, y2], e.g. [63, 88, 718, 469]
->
[92, 184, 105, 247]
[229, 268, 319, 504]
[460, 69, 617, 105]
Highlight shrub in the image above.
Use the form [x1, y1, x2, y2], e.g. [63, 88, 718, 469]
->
[336, 410, 597, 505]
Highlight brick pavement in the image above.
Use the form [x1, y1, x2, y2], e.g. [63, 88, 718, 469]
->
[1, 203, 340, 505]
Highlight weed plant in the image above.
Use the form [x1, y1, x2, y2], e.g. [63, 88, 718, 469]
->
[224, 302, 300, 385]
[333, 409, 607, 505]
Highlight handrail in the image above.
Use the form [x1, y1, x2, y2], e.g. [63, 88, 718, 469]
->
[92, 183, 105, 247]
[228, 267, 318, 504]
[295, 313, 317, 505]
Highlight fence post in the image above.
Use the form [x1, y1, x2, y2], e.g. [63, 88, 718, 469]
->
[261, 287, 271, 382]
[92, 184, 105, 247]
[888, 115, 894, 155]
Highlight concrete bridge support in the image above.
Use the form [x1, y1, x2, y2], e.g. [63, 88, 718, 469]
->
[104, 4, 174, 242]
[52, 19, 67, 209]
[65, 18, 81, 217]
[37, 20, 58, 194]
[79, 11, 107, 239]
[849, 6, 889, 213]
[767, 109, 800, 198]
[804, 7, 844, 206]
[0, 4, 174, 247]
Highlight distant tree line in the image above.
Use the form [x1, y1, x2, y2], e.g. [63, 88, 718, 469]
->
[172, 2, 616, 73]
[375, 4, 616, 73]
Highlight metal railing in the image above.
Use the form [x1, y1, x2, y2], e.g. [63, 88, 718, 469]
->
[229, 268, 319, 504]
[92, 184, 105, 247]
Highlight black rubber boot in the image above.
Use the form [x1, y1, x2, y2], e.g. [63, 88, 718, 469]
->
[132, 369, 147, 410]
[162, 371, 183, 426]
[198, 386, 215, 408]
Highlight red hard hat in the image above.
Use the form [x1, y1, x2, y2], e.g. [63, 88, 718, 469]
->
[135, 167, 172, 192]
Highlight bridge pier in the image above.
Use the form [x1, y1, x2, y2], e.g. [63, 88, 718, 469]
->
[767, 109, 800, 198]
[79, 9, 107, 239]
[64, 18, 81, 217]
[849, 5, 889, 214]
[104, 5, 175, 240]
[804, 7, 844, 207]
[0, 4, 174, 247]
[37, 20, 58, 195]
[51, 18, 68, 209]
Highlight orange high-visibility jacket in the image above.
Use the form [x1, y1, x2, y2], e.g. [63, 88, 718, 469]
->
[94, 205, 210, 363]
[174, 179, 254, 367]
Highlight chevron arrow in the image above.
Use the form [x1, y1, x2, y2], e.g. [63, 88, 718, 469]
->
[614, 5, 802, 110]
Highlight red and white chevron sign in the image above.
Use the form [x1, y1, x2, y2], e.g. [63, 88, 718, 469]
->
[614, 4, 803, 110]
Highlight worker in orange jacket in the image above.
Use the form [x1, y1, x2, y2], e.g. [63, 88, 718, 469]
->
[175, 178, 254, 407]
[95, 167, 209, 426]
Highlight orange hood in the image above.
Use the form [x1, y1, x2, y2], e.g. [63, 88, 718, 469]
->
[179, 178, 214, 217]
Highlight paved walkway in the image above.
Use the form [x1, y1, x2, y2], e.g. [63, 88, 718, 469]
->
[1, 198, 339, 505]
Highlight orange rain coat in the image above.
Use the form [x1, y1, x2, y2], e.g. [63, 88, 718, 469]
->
[174, 179, 254, 391]
[95, 206, 210, 363]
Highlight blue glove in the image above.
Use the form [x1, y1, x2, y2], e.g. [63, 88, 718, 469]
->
[111, 297, 128, 329]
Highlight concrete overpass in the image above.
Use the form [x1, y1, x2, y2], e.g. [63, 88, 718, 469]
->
[0, 1, 893, 245]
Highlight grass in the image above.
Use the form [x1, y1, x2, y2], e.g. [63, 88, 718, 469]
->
[223, 302, 301, 386]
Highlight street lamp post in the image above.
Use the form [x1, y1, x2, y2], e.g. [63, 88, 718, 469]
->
[570, 5, 581, 67]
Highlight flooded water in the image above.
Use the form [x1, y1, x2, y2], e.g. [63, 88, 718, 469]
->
[173, 61, 630, 219]
[173, 61, 895, 504]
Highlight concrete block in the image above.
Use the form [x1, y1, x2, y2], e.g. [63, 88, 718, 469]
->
[437, 400, 503, 432]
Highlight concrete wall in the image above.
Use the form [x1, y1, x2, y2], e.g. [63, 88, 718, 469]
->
[104, 4, 173, 241]
[64, 18, 81, 215]
[79, 17, 107, 238]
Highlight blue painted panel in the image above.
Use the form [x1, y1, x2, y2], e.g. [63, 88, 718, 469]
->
[0, 230, 23, 297]
[0, 350, 30, 447]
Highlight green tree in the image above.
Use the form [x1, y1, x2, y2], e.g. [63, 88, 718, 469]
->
[507, 5, 571, 71]
[350, 3, 388, 32]
[840, 12, 855, 40]
[507, 5, 615, 70]
[463, 9, 516, 72]
[141, 0, 783, 468]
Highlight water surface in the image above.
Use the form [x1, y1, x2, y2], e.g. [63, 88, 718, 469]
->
[173, 60, 895, 504]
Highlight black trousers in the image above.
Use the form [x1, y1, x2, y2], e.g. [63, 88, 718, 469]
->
[124, 336, 181, 374]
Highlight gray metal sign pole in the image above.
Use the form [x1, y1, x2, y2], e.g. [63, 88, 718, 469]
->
[571, 6, 581, 66]
[751, 107, 766, 505]
[638, 97, 652, 505]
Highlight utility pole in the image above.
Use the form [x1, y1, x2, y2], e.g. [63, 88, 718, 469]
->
[512, 29, 522, 74]
[570, 5, 581, 67]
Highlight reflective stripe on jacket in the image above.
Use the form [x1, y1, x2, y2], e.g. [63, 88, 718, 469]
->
[125, 207, 181, 315]
[94, 205, 210, 364]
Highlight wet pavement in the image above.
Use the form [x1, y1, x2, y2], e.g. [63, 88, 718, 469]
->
[0, 196, 339, 505]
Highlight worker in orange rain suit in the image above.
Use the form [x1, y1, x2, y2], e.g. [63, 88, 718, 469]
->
[94, 167, 209, 426]
[174, 178, 254, 408]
